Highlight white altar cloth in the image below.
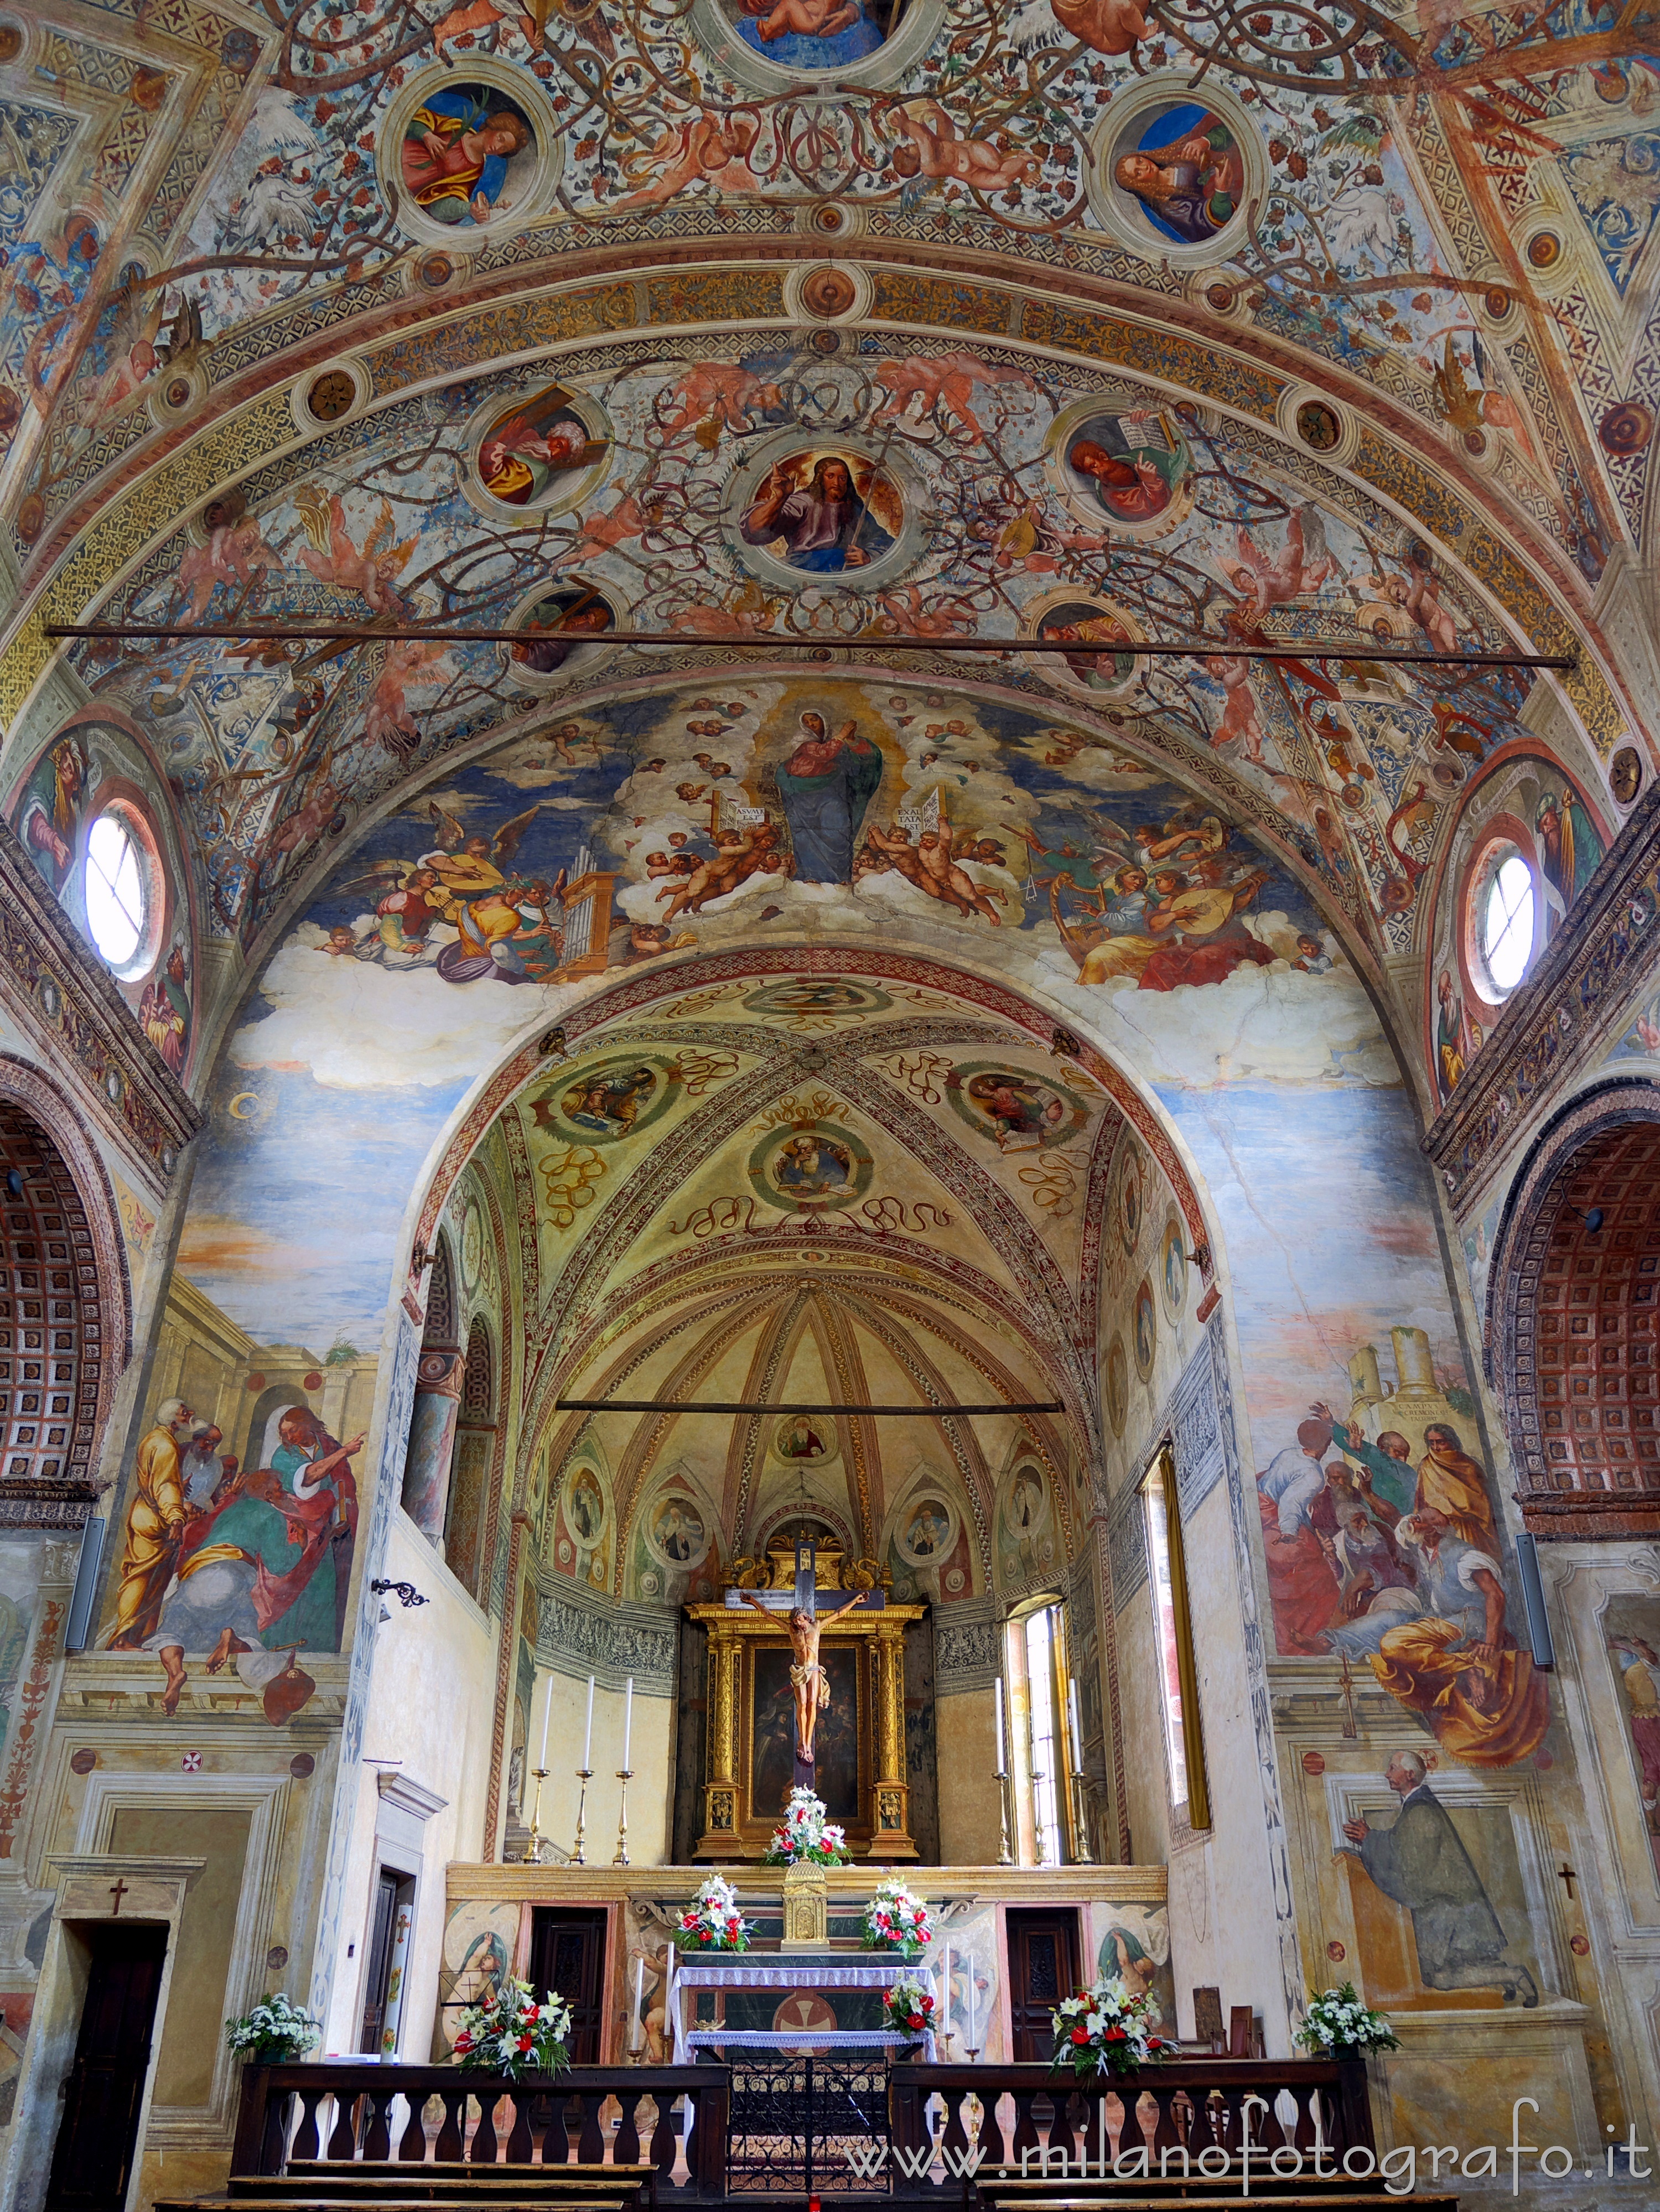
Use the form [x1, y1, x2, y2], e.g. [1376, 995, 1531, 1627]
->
[668, 1946, 937, 2063]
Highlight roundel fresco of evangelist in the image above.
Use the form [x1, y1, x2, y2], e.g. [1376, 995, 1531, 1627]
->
[2, 0, 1660, 2197]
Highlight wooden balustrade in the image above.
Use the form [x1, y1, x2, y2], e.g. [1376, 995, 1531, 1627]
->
[889, 2059, 1374, 2184]
[229, 2064, 729, 2190]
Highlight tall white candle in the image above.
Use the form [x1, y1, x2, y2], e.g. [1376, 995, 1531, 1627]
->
[966, 1962, 975, 2052]
[582, 1674, 594, 1768]
[621, 1676, 634, 1768]
[941, 1945, 951, 2042]
[1067, 1676, 1083, 1766]
[633, 1954, 645, 2051]
[994, 1683, 1005, 1774]
[537, 1676, 552, 1770]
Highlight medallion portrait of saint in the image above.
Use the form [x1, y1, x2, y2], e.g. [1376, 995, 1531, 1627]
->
[1060, 411, 1190, 527]
[559, 1062, 658, 1139]
[1134, 1278, 1157, 1378]
[510, 586, 615, 676]
[957, 1068, 1089, 1154]
[901, 1497, 953, 1562]
[772, 1130, 853, 1197]
[1036, 603, 1139, 690]
[1109, 103, 1244, 248]
[400, 85, 536, 229]
[740, 451, 902, 574]
[480, 385, 609, 508]
[750, 1119, 872, 1213]
[650, 1497, 707, 1565]
[776, 1414, 831, 1462]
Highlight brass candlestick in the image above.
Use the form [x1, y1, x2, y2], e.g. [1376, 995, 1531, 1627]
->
[572, 1766, 593, 1866]
[994, 1767, 1013, 1865]
[613, 1767, 633, 1867]
[526, 1766, 552, 1864]
[1031, 1770, 1048, 1865]
[1070, 1771, 1096, 1865]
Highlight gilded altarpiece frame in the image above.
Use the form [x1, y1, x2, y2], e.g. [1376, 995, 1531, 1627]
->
[688, 1603, 924, 1861]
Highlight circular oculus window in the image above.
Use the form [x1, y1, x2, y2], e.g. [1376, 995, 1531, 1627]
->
[1477, 847, 1537, 998]
[83, 807, 159, 978]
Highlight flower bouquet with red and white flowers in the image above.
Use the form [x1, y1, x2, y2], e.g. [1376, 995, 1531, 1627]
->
[862, 1876, 932, 1959]
[882, 1975, 936, 2040]
[1050, 1975, 1174, 2081]
[679, 1872, 751, 1951]
[762, 1785, 850, 1867]
[452, 1979, 572, 2080]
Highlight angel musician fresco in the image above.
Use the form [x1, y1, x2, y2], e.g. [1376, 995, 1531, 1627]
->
[1020, 799, 1306, 993]
[319, 797, 573, 983]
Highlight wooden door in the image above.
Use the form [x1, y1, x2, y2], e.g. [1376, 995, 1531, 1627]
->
[528, 1908, 609, 2062]
[44, 1922, 168, 2212]
[358, 1869, 402, 2054]
[1004, 1907, 1081, 2061]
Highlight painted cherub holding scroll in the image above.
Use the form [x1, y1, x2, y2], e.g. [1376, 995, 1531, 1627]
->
[741, 1588, 863, 1764]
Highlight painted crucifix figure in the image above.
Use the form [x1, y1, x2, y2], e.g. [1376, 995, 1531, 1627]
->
[741, 1536, 862, 1768]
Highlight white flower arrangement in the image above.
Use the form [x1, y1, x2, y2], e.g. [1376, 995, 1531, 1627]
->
[452, 1979, 572, 2079]
[1293, 1983, 1399, 2058]
[225, 1992, 322, 2063]
[1050, 1973, 1173, 2080]
[679, 1871, 751, 1950]
[862, 1875, 932, 1957]
[883, 1974, 937, 2039]
[763, 1785, 850, 1866]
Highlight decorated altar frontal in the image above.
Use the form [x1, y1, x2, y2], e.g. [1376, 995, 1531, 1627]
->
[442, 1864, 1170, 2069]
[668, 1948, 937, 2062]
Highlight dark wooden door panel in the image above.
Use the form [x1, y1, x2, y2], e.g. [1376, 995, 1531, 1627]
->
[45, 1923, 168, 2212]
[529, 1907, 608, 2062]
[1004, 1907, 1080, 2062]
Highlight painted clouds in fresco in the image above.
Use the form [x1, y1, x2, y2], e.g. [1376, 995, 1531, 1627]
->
[170, 675, 1397, 1353]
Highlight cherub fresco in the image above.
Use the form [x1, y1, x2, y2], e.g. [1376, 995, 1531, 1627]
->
[871, 353, 1038, 443]
[727, 0, 885, 65]
[176, 491, 282, 623]
[294, 488, 417, 620]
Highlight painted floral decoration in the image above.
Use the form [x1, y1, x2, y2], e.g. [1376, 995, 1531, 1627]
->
[1050, 1974, 1174, 2080]
[225, 1991, 323, 2063]
[763, 1784, 850, 1866]
[680, 1871, 752, 1950]
[862, 1875, 932, 1957]
[1293, 1983, 1399, 2060]
[452, 1979, 572, 2079]
[883, 1975, 937, 2039]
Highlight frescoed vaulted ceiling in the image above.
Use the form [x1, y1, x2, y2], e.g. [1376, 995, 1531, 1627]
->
[2, 0, 1657, 1135]
[434, 966, 1205, 1609]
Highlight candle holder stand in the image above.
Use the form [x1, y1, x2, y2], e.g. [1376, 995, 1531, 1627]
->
[525, 1766, 554, 1865]
[613, 1766, 634, 1867]
[571, 1766, 593, 1866]
[1070, 1770, 1096, 1865]
[994, 1768, 1013, 1866]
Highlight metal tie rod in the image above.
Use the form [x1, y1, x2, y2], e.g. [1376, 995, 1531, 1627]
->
[555, 1397, 1064, 1414]
[43, 621, 1576, 670]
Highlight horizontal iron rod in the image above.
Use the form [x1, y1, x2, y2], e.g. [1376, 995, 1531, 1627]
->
[555, 1397, 1064, 1414]
[43, 621, 1576, 669]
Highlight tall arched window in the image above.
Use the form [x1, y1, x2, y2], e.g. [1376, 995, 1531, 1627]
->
[444, 1318, 497, 1601]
